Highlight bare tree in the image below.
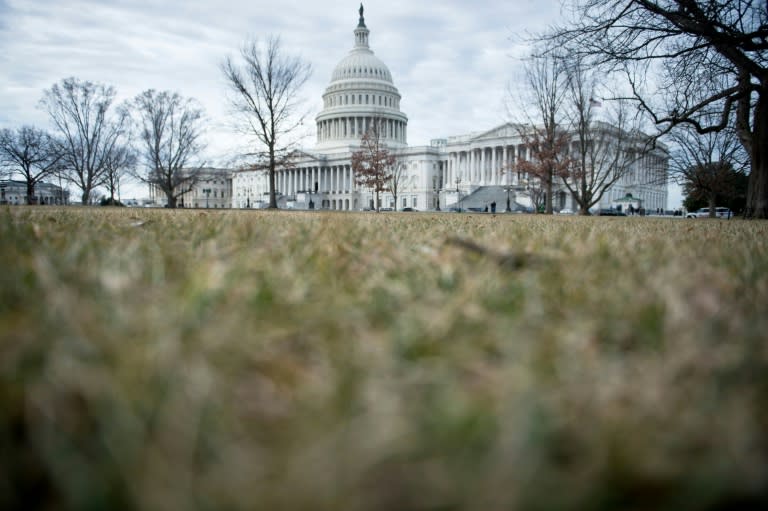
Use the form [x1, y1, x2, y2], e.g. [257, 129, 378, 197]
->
[222, 36, 311, 209]
[130, 90, 206, 208]
[388, 157, 407, 211]
[103, 143, 137, 205]
[671, 124, 747, 216]
[514, 52, 570, 214]
[0, 126, 61, 204]
[560, 61, 645, 214]
[40, 77, 128, 204]
[550, 0, 768, 218]
[352, 120, 395, 212]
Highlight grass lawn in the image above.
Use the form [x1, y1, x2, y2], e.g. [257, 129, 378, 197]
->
[2, 206, 767, 510]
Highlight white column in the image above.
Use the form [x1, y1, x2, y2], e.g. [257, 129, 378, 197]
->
[502, 146, 508, 184]
[480, 148, 486, 184]
[475, 149, 480, 183]
[469, 149, 475, 183]
[492, 147, 497, 184]
[332, 166, 337, 192]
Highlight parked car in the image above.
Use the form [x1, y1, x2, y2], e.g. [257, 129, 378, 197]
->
[598, 209, 627, 216]
[686, 207, 733, 218]
[401, 207, 418, 212]
[557, 208, 574, 215]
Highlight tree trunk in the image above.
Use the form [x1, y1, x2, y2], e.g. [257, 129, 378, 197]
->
[545, 170, 553, 214]
[268, 143, 278, 209]
[746, 89, 768, 218]
[708, 193, 717, 218]
[165, 190, 177, 208]
[268, 167, 278, 209]
[81, 190, 90, 205]
[26, 182, 35, 205]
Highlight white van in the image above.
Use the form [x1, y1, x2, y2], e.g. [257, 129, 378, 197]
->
[686, 207, 733, 218]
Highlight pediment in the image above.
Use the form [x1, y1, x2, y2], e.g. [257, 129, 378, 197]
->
[470, 122, 526, 142]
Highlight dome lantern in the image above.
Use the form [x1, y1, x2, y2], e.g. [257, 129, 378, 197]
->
[355, 3, 370, 49]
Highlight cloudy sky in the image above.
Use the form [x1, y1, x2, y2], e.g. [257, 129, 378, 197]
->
[0, 0, 682, 206]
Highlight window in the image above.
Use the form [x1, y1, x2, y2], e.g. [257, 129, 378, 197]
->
[413, 197, 417, 208]
[402, 197, 406, 208]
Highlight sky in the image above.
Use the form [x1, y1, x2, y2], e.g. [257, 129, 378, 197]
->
[0, 0, 682, 207]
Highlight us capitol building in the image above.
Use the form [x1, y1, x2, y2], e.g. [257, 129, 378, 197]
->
[208, 6, 667, 213]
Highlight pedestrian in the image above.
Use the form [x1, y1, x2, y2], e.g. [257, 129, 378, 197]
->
[491, 201, 496, 213]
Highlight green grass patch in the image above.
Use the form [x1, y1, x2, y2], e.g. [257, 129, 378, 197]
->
[2, 207, 767, 510]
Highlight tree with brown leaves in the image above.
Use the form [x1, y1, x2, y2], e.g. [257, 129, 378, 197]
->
[352, 120, 395, 212]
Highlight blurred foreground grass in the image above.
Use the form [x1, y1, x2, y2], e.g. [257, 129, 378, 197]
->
[1, 206, 767, 510]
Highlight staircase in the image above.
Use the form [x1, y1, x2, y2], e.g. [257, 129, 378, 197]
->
[454, 186, 528, 212]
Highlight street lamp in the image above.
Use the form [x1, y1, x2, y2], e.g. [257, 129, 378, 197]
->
[505, 185, 513, 212]
[454, 176, 462, 210]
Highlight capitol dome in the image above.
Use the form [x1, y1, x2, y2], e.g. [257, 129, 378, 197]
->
[330, 49, 393, 84]
[315, 4, 408, 152]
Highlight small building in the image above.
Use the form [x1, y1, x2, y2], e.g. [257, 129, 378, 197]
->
[148, 168, 233, 208]
[612, 193, 643, 214]
[0, 180, 70, 205]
